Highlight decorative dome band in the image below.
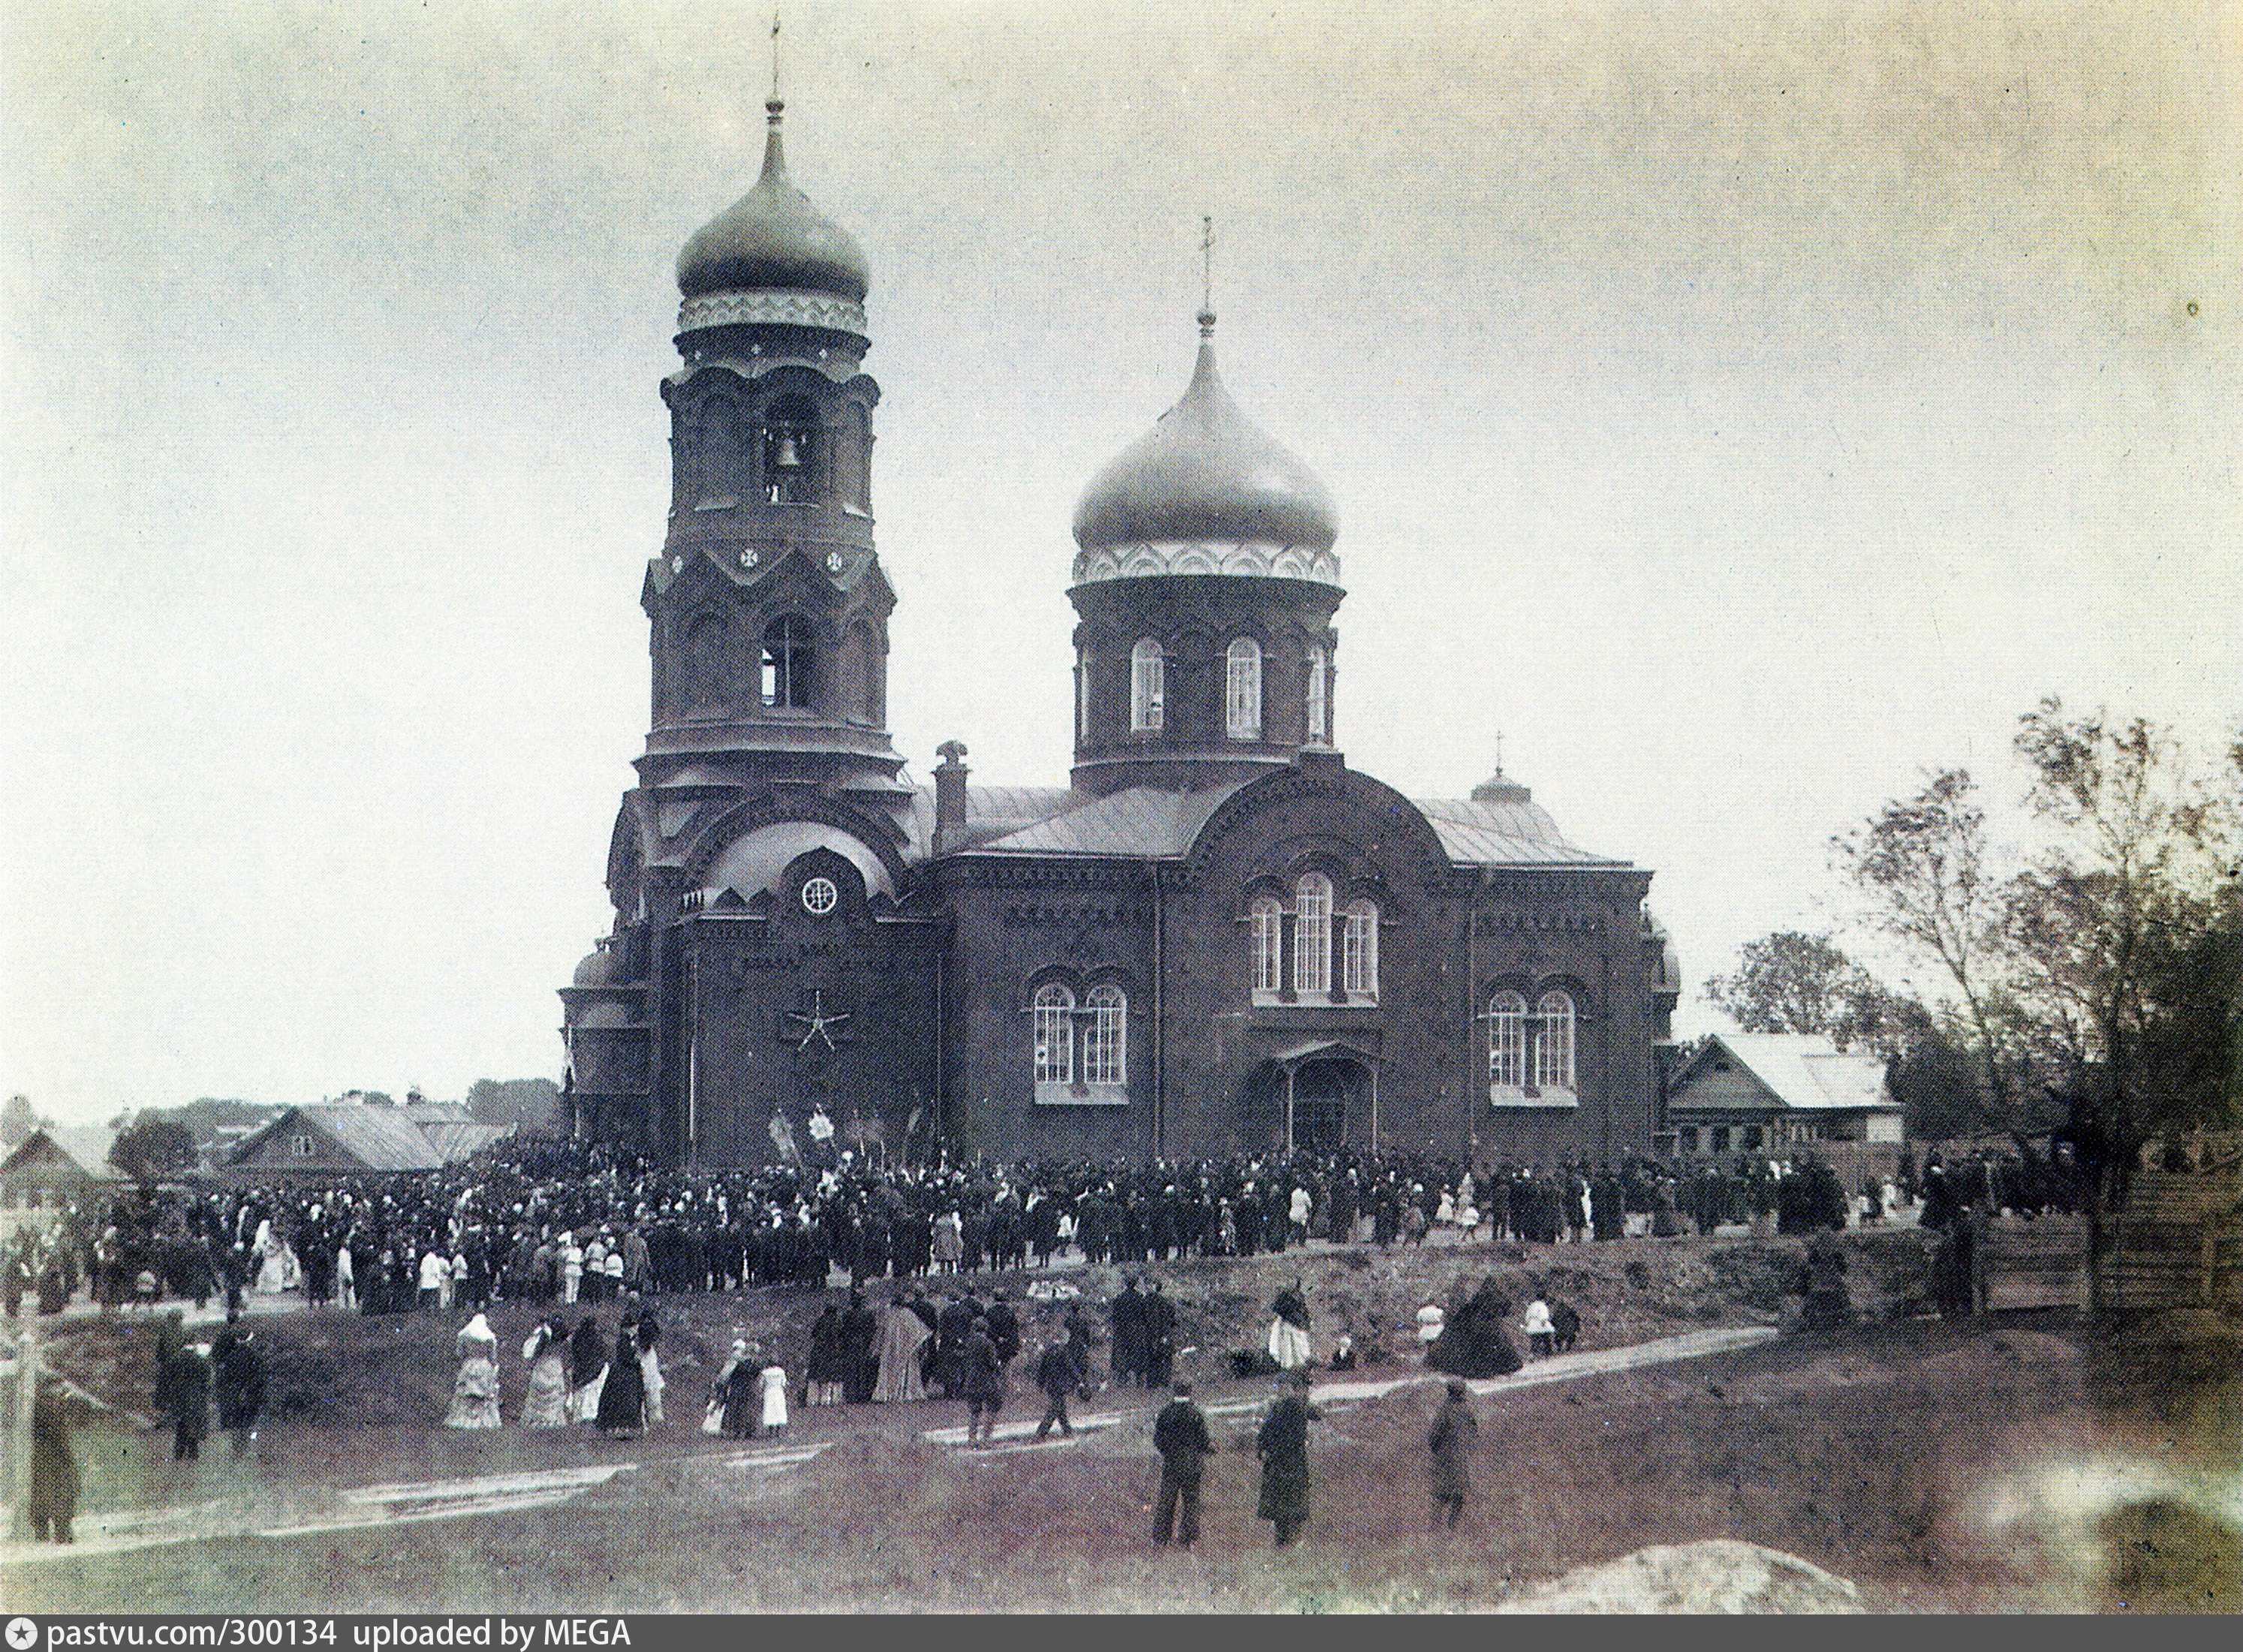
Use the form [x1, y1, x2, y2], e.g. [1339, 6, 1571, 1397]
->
[678, 289, 869, 337]
[1071, 540, 1342, 585]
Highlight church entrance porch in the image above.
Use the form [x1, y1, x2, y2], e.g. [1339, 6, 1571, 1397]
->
[1265, 1041, 1380, 1154]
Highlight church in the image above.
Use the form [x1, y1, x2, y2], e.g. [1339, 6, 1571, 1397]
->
[559, 95, 1681, 1169]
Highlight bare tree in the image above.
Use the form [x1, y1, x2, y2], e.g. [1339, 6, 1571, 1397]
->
[1833, 769, 2018, 1124]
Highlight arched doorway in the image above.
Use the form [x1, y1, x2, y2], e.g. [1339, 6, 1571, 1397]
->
[1269, 1041, 1380, 1154]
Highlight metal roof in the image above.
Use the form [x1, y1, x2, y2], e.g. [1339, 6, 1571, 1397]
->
[232, 1104, 447, 1172]
[419, 1121, 514, 1164]
[0, 1126, 128, 1182]
[968, 783, 1248, 858]
[1412, 796, 1627, 867]
[1668, 1034, 1899, 1114]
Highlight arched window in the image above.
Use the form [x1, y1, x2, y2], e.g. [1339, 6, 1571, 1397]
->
[1250, 895, 1284, 997]
[1131, 639, 1165, 732]
[1488, 991, 1528, 1088]
[759, 395, 819, 504]
[1305, 645, 1328, 742]
[1032, 985, 1074, 1086]
[761, 615, 812, 709]
[1535, 990, 1576, 1091]
[1341, 899, 1378, 998]
[1293, 872, 1332, 995]
[1083, 985, 1127, 1085]
[1226, 637, 1263, 740]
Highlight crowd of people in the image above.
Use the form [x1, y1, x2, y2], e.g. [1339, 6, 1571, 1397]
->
[10, 1134, 2003, 1329]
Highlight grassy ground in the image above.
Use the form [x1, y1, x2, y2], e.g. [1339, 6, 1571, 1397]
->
[11, 1230, 2239, 1613]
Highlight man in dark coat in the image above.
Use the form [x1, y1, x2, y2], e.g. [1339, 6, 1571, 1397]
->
[213, 1321, 266, 1454]
[1140, 1280, 1179, 1389]
[839, 1289, 880, 1404]
[1255, 1369, 1320, 1547]
[1152, 1379, 1215, 1548]
[984, 1289, 1022, 1366]
[29, 1380, 81, 1542]
[1109, 1277, 1146, 1387]
[1031, 1335, 1085, 1442]
[1427, 1379, 1478, 1530]
[167, 1339, 212, 1461]
[959, 1316, 1005, 1448]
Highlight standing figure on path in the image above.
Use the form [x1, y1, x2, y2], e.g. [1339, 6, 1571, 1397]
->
[213, 1321, 266, 1454]
[757, 1353, 790, 1437]
[634, 1302, 666, 1425]
[715, 1339, 762, 1439]
[1151, 1380, 1215, 1548]
[807, 1299, 846, 1406]
[873, 1291, 931, 1402]
[520, 1317, 573, 1428]
[960, 1315, 1005, 1448]
[167, 1340, 212, 1460]
[595, 1319, 647, 1437]
[1427, 1380, 1478, 1530]
[1521, 1292, 1555, 1359]
[1256, 1369, 1321, 1547]
[444, 1311, 502, 1428]
[1267, 1278, 1313, 1371]
[28, 1379, 81, 1543]
[1032, 1335, 1084, 1441]
[569, 1313, 608, 1422]
[1140, 1280, 1178, 1389]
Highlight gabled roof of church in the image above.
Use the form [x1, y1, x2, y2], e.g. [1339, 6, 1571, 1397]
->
[1413, 795, 1626, 867]
[966, 784, 1249, 857]
[920, 775, 1628, 868]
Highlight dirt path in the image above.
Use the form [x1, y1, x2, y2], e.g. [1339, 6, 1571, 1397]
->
[0, 1324, 1775, 1564]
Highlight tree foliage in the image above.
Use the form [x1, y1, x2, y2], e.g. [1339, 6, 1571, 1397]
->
[110, 1112, 197, 1182]
[465, 1077, 566, 1135]
[2, 1093, 41, 1150]
[1701, 931, 1897, 1051]
[1832, 768, 2019, 1119]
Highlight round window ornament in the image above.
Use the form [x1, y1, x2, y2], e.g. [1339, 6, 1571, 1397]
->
[740, 549, 760, 568]
[825, 550, 845, 574]
[800, 875, 839, 915]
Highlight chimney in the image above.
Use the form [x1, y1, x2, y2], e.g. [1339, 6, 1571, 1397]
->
[935, 741, 969, 853]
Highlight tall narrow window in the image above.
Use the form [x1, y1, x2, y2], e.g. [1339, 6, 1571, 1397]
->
[1250, 895, 1284, 996]
[1032, 985, 1075, 1086]
[1305, 645, 1328, 742]
[1131, 639, 1165, 732]
[1293, 873, 1332, 995]
[1488, 992, 1528, 1088]
[1535, 990, 1576, 1090]
[1226, 637, 1263, 740]
[1341, 900, 1379, 997]
[1083, 985, 1127, 1085]
[761, 615, 813, 708]
[1075, 659, 1088, 742]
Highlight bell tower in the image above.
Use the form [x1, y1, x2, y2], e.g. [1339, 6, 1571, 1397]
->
[639, 96, 907, 810]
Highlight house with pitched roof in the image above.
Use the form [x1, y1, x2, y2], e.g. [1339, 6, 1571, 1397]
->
[1663, 1033, 1905, 1155]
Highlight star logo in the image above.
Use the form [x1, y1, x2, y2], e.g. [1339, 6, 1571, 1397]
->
[784, 989, 852, 1053]
[8, 1617, 41, 1650]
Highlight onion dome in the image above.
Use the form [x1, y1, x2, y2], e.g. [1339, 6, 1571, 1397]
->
[573, 944, 627, 987]
[1072, 313, 1336, 561]
[676, 100, 869, 302]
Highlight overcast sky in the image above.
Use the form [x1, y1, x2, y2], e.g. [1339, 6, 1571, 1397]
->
[5, 1, 2237, 1127]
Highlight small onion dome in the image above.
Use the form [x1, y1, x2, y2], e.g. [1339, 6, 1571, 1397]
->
[1073, 320, 1335, 554]
[574, 945, 626, 987]
[676, 100, 869, 302]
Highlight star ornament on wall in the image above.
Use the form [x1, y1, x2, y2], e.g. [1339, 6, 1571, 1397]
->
[785, 989, 853, 1053]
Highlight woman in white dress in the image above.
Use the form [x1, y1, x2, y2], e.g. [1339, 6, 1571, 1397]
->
[757, 1356, 789, 1437]
[444, 1313, 503, 1428]
[519, 1317, 572, 1428]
